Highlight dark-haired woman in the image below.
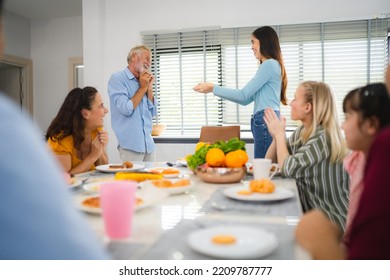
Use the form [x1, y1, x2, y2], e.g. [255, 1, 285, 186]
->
[46, 87, 109, 174]
[193, 26, 288, 158]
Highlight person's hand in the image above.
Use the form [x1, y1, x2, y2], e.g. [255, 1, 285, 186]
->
[148, 73, 155, 90]
[98, 130, 108, 148]
[139, 71, 152, 90]
[90, 135, 105, 159]
[295, 210, 344, 259]
[193, 82, 214, 94]
[263, 108, 285, 138]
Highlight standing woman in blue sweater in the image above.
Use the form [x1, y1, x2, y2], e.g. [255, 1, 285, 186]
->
[193, 26, 287, 158]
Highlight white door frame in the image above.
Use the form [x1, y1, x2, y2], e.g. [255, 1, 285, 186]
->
[0, 54, 33, 115]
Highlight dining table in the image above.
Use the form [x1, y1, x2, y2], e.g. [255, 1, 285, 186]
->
[71, 162, 310, 260]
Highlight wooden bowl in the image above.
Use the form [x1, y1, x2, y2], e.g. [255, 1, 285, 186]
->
[196, 166, 247, 184]
[152, 124, 166, 136]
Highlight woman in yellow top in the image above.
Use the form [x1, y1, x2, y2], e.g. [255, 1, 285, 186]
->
[46, 87, 109, 174]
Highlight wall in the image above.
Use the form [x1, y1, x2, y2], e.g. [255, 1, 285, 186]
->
[82, 0, 390, 162]
[31, 16, 83, 133]
[3, 1, 389, 162]
[3, 11, 30, 59]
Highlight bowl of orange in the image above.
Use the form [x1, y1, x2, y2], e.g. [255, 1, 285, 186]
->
[196, 165, 247, 184]
[186, 138, 249, 183]
[195, 146, 248, 183]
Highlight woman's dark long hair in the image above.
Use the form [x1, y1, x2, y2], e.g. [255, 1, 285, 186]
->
[252, 26, 288, 105]
[45, 86, 98, 150]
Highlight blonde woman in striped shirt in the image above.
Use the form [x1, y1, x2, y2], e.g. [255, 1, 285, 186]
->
[264, 81, 349, 231]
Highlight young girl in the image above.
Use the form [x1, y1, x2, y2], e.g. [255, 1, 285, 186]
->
[264, 81, 349, 231]
[295, 81, 390, 259]
[193, 26, 287, 158]
[342, 83, 390, 241]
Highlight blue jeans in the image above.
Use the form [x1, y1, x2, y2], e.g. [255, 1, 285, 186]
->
[251, 110, 280, 158]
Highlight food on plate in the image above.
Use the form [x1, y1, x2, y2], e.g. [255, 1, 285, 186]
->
[115, 172, 163, 182]
[68, 177, 76, 185]
[237, 189, 253, 195]
[152, 179, 173, 188]
[109, 161, 134, 169]
[82, 196, 100, 208]
[82, 196, 143, 208]
[172, 179, 190, 187]
[162, 168, 180, 175]
[123, 161, 134, 168]
[148, 167, 180, 175]
[211, 234, 237, 245]
[151, 179, 190, 188]
[249, 179, 275, 193]
[109, 164, 126, 169]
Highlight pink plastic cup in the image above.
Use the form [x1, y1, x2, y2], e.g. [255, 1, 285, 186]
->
[100, 181, 138, 239]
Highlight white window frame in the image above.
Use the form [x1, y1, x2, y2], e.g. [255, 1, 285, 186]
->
[143, 19, 390, 136]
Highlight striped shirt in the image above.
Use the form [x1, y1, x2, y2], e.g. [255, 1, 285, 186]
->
[281, 125, 349, 231]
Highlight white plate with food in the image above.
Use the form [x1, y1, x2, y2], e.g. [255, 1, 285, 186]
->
[95, 163, 144, 173]
[145, 167, 181, 178]
[81, 177, 116, 193]
[83, 181, 104, 193]
[68, 178, 83, 188]
[139, 178, 192, 195]
[78, 185, 168, 214]
[187, 225, 278, 259]
[223, 186, 294, 202]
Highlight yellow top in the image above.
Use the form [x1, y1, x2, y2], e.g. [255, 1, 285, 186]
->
[47, 130, 99, 171]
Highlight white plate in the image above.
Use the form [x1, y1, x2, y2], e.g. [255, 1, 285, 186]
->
[83, 182, 103, 193]
[68, 178, 82, 188]
[145, 167, 181, 178]
[224, 186, 294, 201]
[187, 225, 278, 259]
[95, 163, 144, 173]
[78, 185, 168, 214]
[81, 177, 115, 193]
[139, 179, 192, 195]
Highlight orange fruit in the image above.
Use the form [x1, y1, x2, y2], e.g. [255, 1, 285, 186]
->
[224, 150, 248, 168]
[205, 148, 225, 167]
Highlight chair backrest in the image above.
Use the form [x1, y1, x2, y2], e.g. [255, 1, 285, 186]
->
[199, 125, 241, 143]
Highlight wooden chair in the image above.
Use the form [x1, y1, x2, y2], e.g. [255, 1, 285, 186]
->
[199, 125, 240, 143]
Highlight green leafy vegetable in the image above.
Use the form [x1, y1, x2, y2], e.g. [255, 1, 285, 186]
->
[186, 137, 246, 170]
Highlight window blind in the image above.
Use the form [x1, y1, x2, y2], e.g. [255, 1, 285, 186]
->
[143, 18, 390, 135]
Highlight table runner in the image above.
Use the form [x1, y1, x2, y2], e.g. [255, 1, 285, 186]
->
[140, 219, 297, 260]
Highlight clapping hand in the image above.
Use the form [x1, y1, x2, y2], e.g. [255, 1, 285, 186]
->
[263, 108, 286, 138]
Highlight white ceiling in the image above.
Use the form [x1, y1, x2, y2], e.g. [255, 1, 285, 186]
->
[4, 0, 82, 20]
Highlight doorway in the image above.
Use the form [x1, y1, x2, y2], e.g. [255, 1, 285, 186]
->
[0, 54, 33, 114]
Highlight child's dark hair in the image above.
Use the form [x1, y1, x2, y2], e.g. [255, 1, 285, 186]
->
[343, 83, 390, 130]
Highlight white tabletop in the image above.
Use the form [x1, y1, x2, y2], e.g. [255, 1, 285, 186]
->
[72, 162, 310, 260]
